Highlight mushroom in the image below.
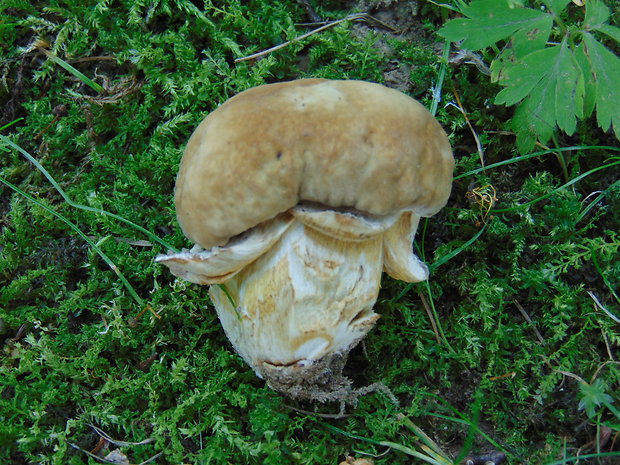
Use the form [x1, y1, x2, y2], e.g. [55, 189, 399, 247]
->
[156, 79, 454, 401]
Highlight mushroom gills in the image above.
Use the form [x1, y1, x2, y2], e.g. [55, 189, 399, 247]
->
[292, 204, 400, 241]
[155, 214, 293, 284]
[291, 205, 428, 283]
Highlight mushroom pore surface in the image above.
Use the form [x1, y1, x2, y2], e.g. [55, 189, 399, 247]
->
[174, 79, 454, 248]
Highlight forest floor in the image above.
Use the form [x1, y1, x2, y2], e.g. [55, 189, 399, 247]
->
[1, 1, 618, 464]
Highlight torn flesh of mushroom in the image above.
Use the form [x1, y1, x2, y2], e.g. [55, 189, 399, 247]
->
[210, 219, 382, 375]
[157, 206, 428, 399]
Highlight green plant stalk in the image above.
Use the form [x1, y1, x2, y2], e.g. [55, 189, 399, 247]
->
[431, 41, 451, 117]
[217, 283, 240, 320]
[322, 423, 452, 465]
[493, 159, 620, 213]
[550, 133, 569, 181]
[0, 176, 144, 306]
[544, 451, 620, 465]
[39, 48, 105, 93]
[0, 118, 23, 132]
[590, 248, 620, 304]
[454, 146, 620, 181]
[419, 217, 429, 262]
[424, 280, 456, 354]
[0, 136, 178, 252]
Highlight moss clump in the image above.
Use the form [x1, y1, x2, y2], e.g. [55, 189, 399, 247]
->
[1, 1, 618, 463]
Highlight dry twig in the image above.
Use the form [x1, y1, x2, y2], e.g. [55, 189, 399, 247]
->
[88, 423, 156, 447]
[235, 13, 397, 63]
[419, 292, 441, 345]
[448, 86, 485, 167]
[514, 300, 545, 345]
[588, 291, 620, 324]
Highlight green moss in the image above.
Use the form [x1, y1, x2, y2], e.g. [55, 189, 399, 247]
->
[1, 1, 618, 463]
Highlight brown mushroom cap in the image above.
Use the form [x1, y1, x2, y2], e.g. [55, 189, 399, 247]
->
[175, 79, 454, 248]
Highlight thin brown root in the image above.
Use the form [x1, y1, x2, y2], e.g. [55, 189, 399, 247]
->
[448, 85, 485, 167]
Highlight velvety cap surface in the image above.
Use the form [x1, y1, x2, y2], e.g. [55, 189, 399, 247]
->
[175, 79, 454, 248]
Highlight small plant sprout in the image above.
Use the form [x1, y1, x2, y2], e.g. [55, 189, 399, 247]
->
[157, 79, 454, 402]
[466, 184, 497, 225]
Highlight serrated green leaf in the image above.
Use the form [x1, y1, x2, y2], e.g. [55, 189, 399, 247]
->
[514, 125, 537, 153]
[574, 44, 596, 118]
[594, 24, 620, 43]
[583, 0, 610, 30]
[511, 91, 549, 153]
[438, 0, 548, 50]
[544, 0, 571, 16]
[490, 14, 553, 82]
[582, 33, 620, 138]
[517, 77, 557, 143]
[578, 380, 614, 419]
[510, 15, 554, 59]
[554, 40, 584, 134]
[495, 46, 559, 106]
[499, 38, 584, 146]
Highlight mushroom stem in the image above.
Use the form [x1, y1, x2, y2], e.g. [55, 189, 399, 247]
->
[209, 221, 382, 392]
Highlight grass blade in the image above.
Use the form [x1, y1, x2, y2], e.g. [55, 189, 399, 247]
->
[493, 159, 620, 213]
[0, 136, 178, 252]
[39, 47, 105, 93]
[321, 423, 452, 465]
[0, 175, 144, 306]
[455, 145, 620, 181]
[392, 225, 487, 302]
[544, 451, 620, 465]
[430, 224, 487, 272]
[431, 41, 451, 117]
[0, 118, 24, 133]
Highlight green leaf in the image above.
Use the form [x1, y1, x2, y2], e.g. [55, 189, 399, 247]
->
[438, 0, 548, 50]
[554, 40, 584, 134]
[544, 0, 571, 16]
[41, 49, 104, 93]
[509, 15, 554, 59]
[582, 0, 620, 43]
[574, 44, 596, 118]
[578, 379, 614, 419]
[510, 74, 556, 152]
[495, 46, 558, 106]
[498, 38, 584, 147]
[582, 33, 620, 138]
[583, 0, 610, 30]
[594, 24, 620, 43]
[490, 14, 554, 82]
